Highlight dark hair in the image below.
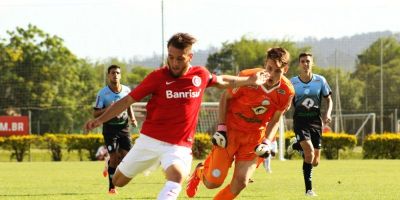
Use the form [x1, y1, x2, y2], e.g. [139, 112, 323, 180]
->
[107, 65, 120, 74]
[298, 52, 313, 61]
[167, 33, 197, 50]
[265, 47, 290, 68]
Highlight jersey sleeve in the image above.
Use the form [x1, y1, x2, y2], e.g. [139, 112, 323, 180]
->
[129, 70, 159, 101]
[321, 76, 332, 97]
[206, 72, 218, 87]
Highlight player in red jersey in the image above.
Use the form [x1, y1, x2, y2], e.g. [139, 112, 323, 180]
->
[186, 47, 294, 200]
[84, 33, 267, 200]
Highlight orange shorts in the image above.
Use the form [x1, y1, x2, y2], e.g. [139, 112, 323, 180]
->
[203, 128, 265, 185]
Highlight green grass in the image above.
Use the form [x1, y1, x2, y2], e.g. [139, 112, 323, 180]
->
[0, 160, 399, 199]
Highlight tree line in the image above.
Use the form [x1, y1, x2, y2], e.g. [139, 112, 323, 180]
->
[1, 25, 399, 133]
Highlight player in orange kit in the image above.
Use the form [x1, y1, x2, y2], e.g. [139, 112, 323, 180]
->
[186, 47, 294, 199]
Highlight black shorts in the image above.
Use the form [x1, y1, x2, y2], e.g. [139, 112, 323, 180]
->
[102, 124, 132, 153]
[294, 120, 322, 149]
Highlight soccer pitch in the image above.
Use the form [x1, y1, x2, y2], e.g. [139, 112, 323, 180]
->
[0, 160, 399, 200]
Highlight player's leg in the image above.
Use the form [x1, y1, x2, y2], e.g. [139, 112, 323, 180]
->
[264, 140, 277, 173]
[102, 126, 120, 193]
[186, 145, 235, 198]
[214, 138, 258, 200]
[108, 127, 132, 192]
[264, 154, 272, 173]
[299, 135, 315, 196]
[157, 144, 192, 200]
[113, 134, 161, 187]
[216, 159, 257, 200]
[117, 129, 132, 159]
[311, 128, 322, 167]
[287, 136, 303, 155]
[103, 155, 109, 177]
[214, 130, 261, 200]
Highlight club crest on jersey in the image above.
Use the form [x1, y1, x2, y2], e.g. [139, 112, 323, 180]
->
[304, 89, 310, 95]
[192, 76, 201, 87]
[252, 106, 267, 115]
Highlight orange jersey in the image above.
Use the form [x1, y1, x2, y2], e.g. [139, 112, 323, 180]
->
[226, 68, 294, 132]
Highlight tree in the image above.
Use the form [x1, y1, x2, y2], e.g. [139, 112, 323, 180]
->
[204, 36, 310, 101]
[314, 67, 365, 112]
[206, 36, 310, 76]
[0, 24, 99, 133]
[353, 37, 400, 113]
[127, 66, 153, 86]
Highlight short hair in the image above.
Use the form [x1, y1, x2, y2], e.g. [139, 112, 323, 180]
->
[265, 47, 290, 68]
[167, 33, 197, 51]
[107, 65, 120, 74]
[298, 52, 313, 61]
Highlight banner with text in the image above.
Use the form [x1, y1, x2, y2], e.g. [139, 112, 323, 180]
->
[0, 116, 30, 136]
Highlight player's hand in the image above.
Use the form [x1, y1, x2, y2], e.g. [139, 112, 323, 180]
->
[212, 124, 228, 148]
[84, 119, 102, 133]
[323, 114, 332, 125]
[254, 139, 271, 158]
[251, 70, 269, 86]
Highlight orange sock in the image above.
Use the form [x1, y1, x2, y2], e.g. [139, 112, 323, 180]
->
[213, 184, 237, 200]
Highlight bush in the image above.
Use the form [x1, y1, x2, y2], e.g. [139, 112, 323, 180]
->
[363, 133, 400, 159]
[282, 131, 357, 160]
[1, 135, 38, 162]
[322, 132, 357, 159]
[192, 133, 212, 159]
[41, 134, 67, 161]
[65, 134, 103, 161]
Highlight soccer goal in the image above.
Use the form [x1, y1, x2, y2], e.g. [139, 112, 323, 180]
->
[332, 113, 376, 143]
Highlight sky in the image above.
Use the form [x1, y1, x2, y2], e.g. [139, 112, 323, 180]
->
[1, 0, 399, 60]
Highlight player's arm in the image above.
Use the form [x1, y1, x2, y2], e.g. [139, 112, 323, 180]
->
[212, 90, 233, 148]
[265, 95, 294, 142]
[322, 95, 333, 125]
[127, 105, 137, 127]
[213, 71, 268, 88]
[93, 107, 106, 118]
[264, 110, 284, 141]
[218, 91, 232, 124]
[85, 95, 136, 131]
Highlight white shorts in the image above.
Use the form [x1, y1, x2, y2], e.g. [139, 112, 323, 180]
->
[117, 134, 193, 178]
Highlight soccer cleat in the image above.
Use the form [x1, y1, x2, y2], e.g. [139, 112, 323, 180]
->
[108, 188, 118, 195]
[286, 137, 298, 155]
[186, 163, 203, 198]
[305, 190, 317, 197]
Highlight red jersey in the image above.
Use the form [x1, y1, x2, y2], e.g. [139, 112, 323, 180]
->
[129, 66, 217, 147]
[226, 68, 294, 132]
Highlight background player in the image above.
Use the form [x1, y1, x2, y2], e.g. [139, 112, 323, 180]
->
[93, 64, 137, 194]
[287, 52, 333, 196]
